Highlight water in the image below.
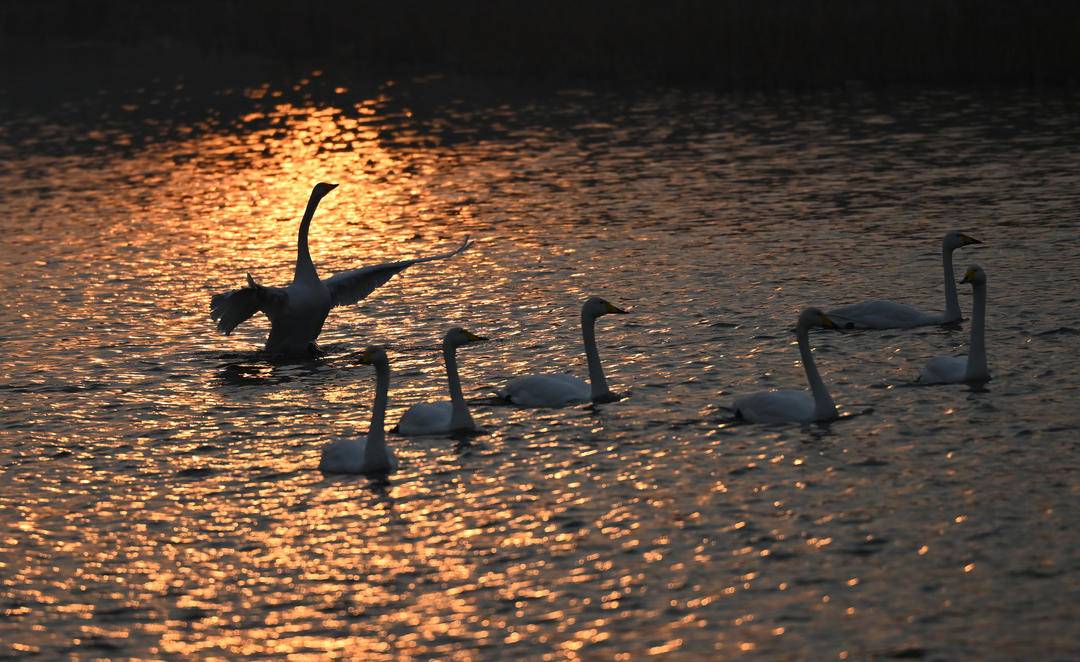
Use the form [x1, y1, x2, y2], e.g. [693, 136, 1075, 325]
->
[2, 65, 1079, 659]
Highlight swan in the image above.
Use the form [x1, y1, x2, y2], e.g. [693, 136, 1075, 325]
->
[319, 346, 398, 474]
[918, 265, 991, 384]
[498, 296, 628, 407]
[210, 182, 472, 357]
[732, 308, 840, 424]
[827, 231, 982, 329]
[396, 328, 489, 436]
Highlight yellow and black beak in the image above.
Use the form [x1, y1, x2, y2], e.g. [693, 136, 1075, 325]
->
[357, 347, 380, 364]
[464, 330, 489, 343]
[960, 268, 978, 284]
[959, 234, 982, 246]
[819, 313, 838, 330]
[605, 302, 629, 314]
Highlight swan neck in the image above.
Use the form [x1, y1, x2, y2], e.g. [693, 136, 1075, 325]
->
[582, 313, 610, 400]
[797, 325, 835, 419]
[443, 342, 474, 430]
[364, 358, 390, 465]
[295, 190, 322, 281]
[966, 280, 989, 380]
[943, 245, 960, 322]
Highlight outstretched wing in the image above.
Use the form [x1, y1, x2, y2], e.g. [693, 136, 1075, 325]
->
[325, 237, 472, 308]
[209, 273, 288, 335]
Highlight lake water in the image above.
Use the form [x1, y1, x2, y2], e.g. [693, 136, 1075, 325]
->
[2, 64, 1078, 659]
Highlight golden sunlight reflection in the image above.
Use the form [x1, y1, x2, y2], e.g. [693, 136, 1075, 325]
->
[2, 76, 1077, 660]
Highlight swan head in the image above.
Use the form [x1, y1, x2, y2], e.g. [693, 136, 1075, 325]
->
[798, 307, 838, 330]
[445, 327, 488, 349]
[582, 296, 628, 320]
[356, 345, 388, 365]
[959, 264, 986, 285]
[312, 182, 338, 199]
[943, 231, 982, 250]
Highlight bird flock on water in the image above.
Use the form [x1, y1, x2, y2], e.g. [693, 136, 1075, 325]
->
[211, 183, 991, 475]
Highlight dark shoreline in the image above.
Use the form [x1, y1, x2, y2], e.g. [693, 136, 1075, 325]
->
[4, 1, 1079, 89]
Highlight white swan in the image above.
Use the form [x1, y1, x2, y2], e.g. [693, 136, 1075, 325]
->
[319, 346, 398, 474]
[828, 231, 982, 329]
[498, 296, 628, 407]
[732, 308, 840, 424]
[396, 328, 488, 436]
[210, 182, 472, 357]
[918, 265, 991, 384]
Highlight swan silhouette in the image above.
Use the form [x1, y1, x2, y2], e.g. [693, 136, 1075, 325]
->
[918, 265, 991, 384]
[319, 346, 398, 475]
[828, 231, 981, 329]
[210, 183, 471, 357]
[498, 296, 629, 407]
[732, 308, 840, 424]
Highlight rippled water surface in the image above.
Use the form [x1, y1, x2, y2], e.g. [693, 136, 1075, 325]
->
[2, 66, 1079, 659]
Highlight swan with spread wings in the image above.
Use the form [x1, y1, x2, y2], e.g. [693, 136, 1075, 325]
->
[209, 183, 471, 357]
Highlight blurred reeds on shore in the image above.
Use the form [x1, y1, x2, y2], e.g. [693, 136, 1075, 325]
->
[3, 0, 1078, 87]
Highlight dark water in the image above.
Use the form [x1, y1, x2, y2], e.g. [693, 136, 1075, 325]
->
[1, 65, 1078, 659]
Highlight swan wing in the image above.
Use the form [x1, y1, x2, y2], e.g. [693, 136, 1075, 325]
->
[828, 300, 941, 329]
[733, 389, 816, 424]
[502, 374, 590, 407]
[325, 237, 473, 308]
[397, 401, 454, 436]
[919, 355, 968, 384]
[210, 277, 289, 335]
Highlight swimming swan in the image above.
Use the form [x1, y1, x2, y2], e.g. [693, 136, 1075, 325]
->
[210, 182, 472, 357]
[319, 346, 398, 474]
[918, 265, 991, 384]
[396, 328, 488, 435]
[828, 231, 981, 329]
[498, 296, 628, 407]
[732, 308, 840, 424]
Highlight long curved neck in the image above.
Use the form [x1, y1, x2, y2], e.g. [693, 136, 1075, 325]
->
[965, 280, 989, 381]
[942, 245, 961, 322]
[582, 312, 610, 400]
[295, 190, 323, 282]
[443, 342, 474, 430]
[797, 325, 835, 420]
[364, 358, 390, 467]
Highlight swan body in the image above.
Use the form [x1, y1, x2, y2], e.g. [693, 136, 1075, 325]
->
[828, 231, 981, 329]
[500, 374, 592, 408]
[919, 265, 991, 384]
[396, 402, 456, 434]
[731, 389, 819, 424]
[210, 182, 472, 357]
[499, 296, 628, 407]
[319, 347, 398, 474]
[397, 328, 488, 435]
[919, 356, 969, 384]
[732, 308, 840, 424]
[826, 300, 943, 329]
